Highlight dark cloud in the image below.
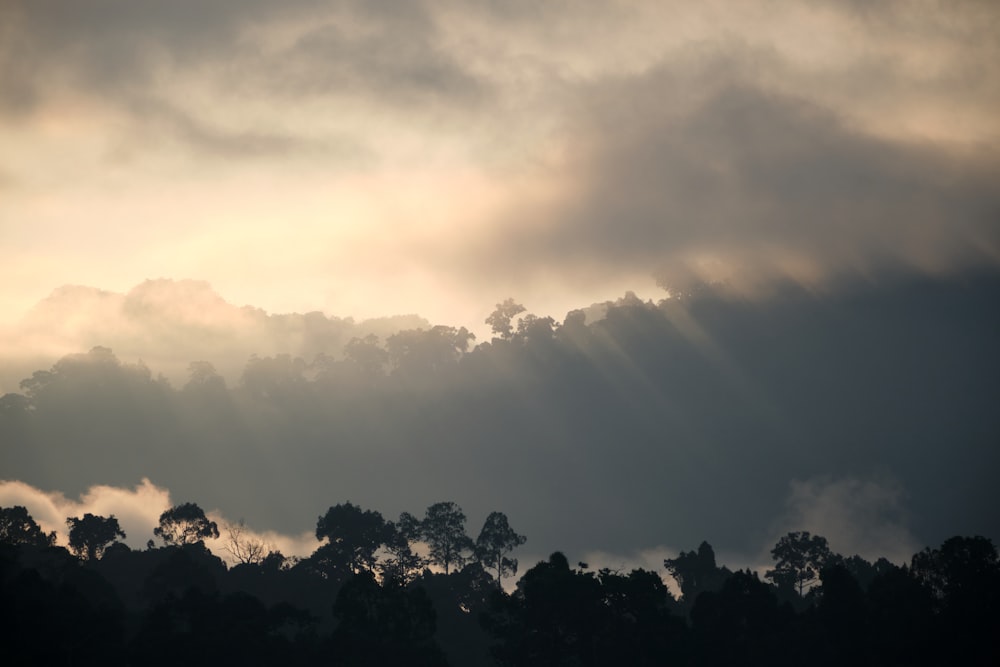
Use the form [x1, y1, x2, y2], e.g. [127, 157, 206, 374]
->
[0, 0, 489, 137]
[463, 62, 1000, 289]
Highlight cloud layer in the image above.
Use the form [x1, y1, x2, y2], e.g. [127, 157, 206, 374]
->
[1, 1, 998, 323]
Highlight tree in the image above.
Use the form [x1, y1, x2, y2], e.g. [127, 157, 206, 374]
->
[154, 503, 220, 546]
[315, 502, 390, 575]
[183, 360, 226, 394]
[421, 501, 474, 574]
[344, 334, 389, 378]
[910, 535, 999, 602]
[222, 518, 269, 566]
[486, 298, 526, 340]
[331, 572, 448, 665]
[765, 531, 833, 596]
[66, 513, 126, 560]
[0, 505, 56, 547]
[664, 541, 731, 604]
[386, 326, 475, 376]
[380, 513, 427, 585]
[475, 511, 526, 589]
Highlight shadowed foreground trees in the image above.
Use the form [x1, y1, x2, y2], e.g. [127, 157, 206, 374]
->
[1, 501, 998, 666]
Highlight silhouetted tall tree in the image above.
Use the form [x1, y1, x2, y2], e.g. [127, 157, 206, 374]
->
[766, 531, 833, 596]
[475, 511, 526, 590]
[66, 513, 126, 560]
[486, 299, 526, 340]
[380, 513, 426, 585]
[314, 502, 390, 575]
[0, 506, 56, 547]
[421, 502, 474, 574]
[664, 541, 731, 604]
[154, 503, 220, 546]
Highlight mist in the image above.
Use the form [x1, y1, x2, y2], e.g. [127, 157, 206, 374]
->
[3, 268, 997, 568]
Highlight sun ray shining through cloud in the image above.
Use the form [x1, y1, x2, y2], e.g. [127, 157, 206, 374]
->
[1, 5, 998, 645]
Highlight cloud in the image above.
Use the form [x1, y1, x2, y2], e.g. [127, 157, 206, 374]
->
[0, 477, 171, 551]
[462, 65, 1000, 294]
[767, 476, 919, 564]
[0, 279, 429, 394]
[0, 477, 320, 563]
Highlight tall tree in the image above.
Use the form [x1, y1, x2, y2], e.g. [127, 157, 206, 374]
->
[664, 541, 731, 604]
[66, 513, 126, 560]
[222, 518, 269, 566]
[315, 502, 390, 575]
[765, 531, 833, 596]
[421, 501, 474, 574]
[379, 513, 426, 584]
[386, 326, 475, 376]
[486, 298, 526, 340]
[154, 503, 220, 546]
[475, 511, 526, 589]
[0, 505, 56, 547]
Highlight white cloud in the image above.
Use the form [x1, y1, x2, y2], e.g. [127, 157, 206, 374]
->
[0, 478, 319, 563]
[766, 475, 919, 564]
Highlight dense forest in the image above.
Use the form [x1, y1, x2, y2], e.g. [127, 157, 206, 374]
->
[2, 502, 998, 666]
[2, 272, 998, 663]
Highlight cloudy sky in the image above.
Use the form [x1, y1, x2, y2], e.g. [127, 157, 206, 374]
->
[1, 1, 999, 575]
[2, 0, 998, 328]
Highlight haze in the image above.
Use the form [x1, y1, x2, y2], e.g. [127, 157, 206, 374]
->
[1, 0, 998, 572]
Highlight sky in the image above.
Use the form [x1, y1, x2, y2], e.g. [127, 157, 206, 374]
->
[1, 1, 999, 576]
[1, 0, 998, 328]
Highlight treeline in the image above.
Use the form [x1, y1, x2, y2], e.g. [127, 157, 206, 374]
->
[3, 276, 998, 557]
[2, 503, 998, 665]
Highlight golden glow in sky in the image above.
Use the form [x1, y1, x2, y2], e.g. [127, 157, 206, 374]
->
[1, 0, 998, 327]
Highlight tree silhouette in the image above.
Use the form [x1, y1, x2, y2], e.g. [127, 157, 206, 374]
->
[222, 518, 269, 566]
[380, 514, 427, 584]
[66, 513, 126, 560]
[421, 502, 474, 574]
[766, 531, 833, 596]
[154, 503, 220, 546]
[386, 326, 475, 376]
[664, 541, 731, 605]
[486, 298, 526, 340]
[475, 511, 526, 590]
[315, 502, 390, 576]
[0, 506, 56, 547]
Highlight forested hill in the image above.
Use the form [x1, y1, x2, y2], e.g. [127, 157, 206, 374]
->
[1, 503, 998, 666]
